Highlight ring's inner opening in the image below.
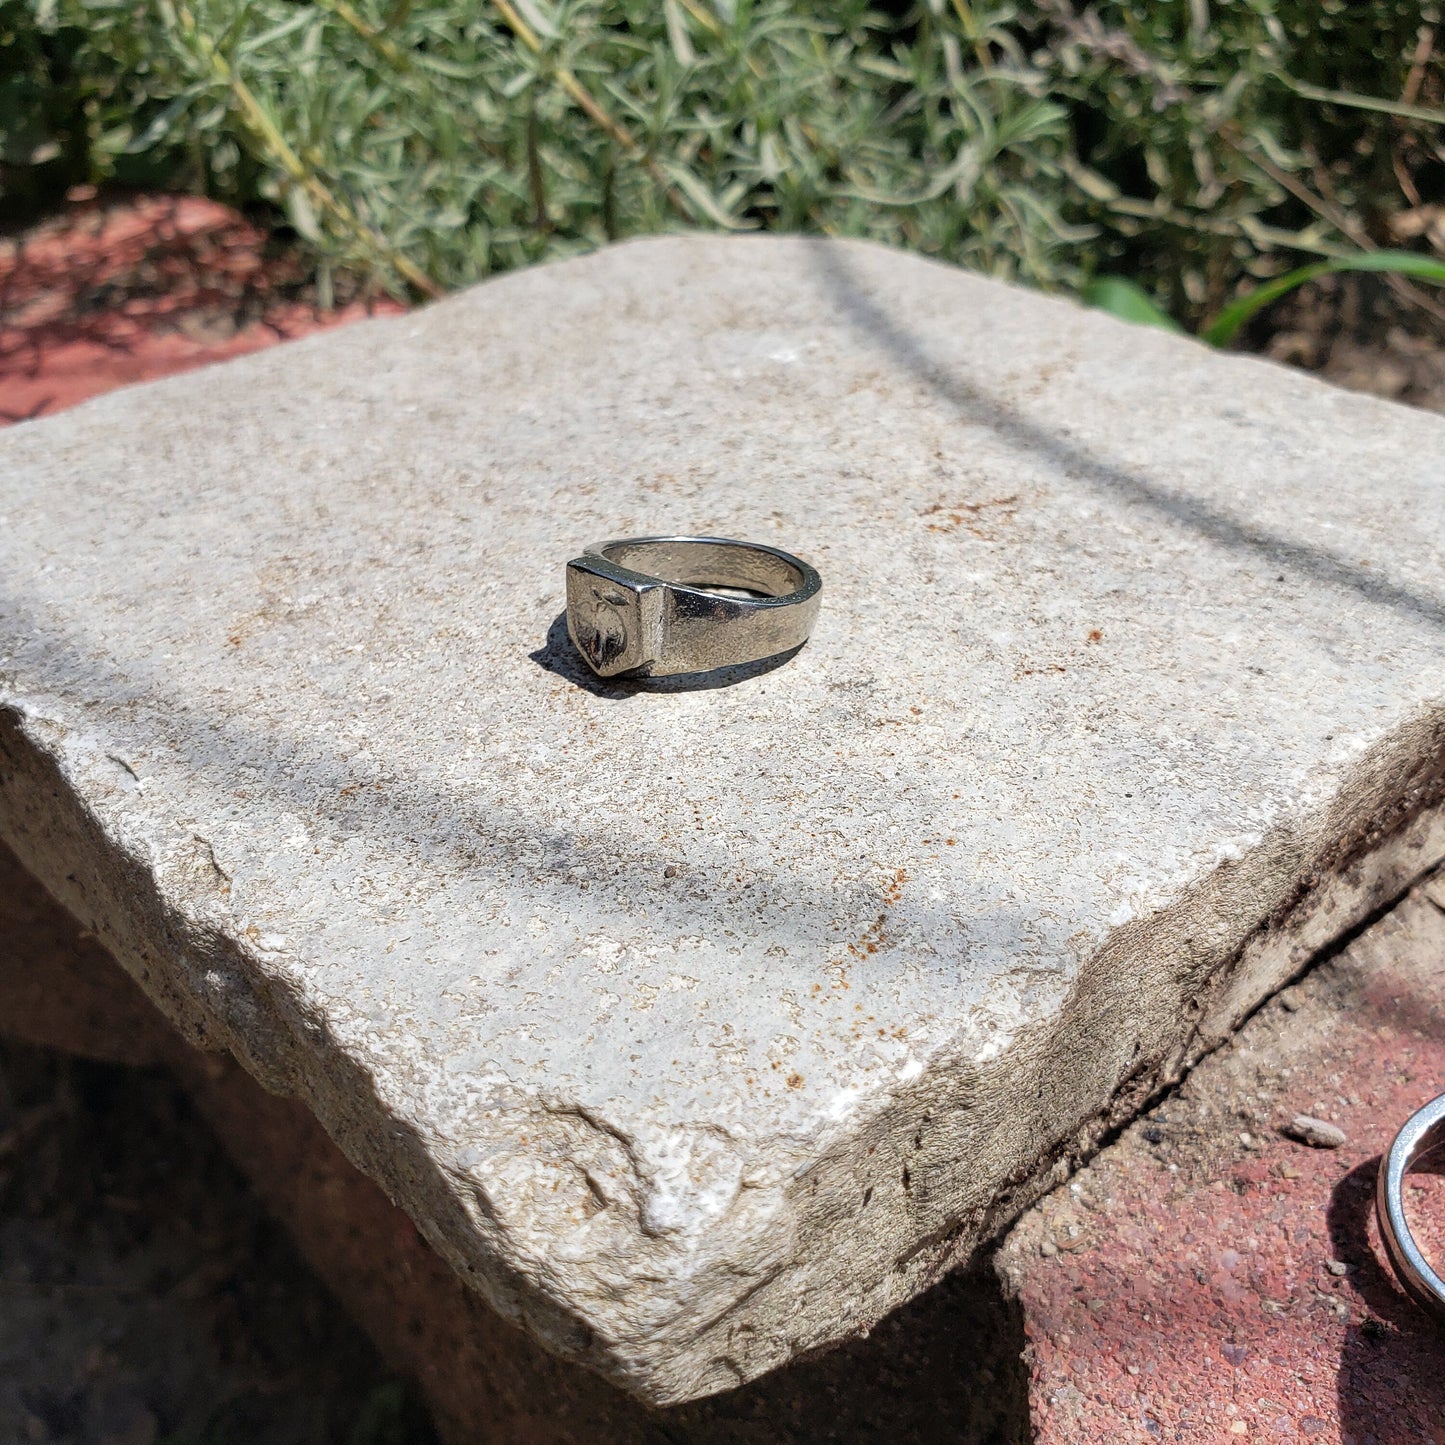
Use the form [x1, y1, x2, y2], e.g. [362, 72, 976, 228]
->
[1401, 1118, 1445, 1286]
[1402, 1166, 1445, 1282]
[601, 540, 803, 597]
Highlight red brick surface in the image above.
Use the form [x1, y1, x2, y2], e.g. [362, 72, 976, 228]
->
[0, 191, 401, 424]
[1002, 888, 1445, 1444]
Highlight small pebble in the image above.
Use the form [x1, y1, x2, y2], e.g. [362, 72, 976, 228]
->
[1282, 1115, 1346, 1149]
[1326, 1259, 1348, 1276]
[1039, 1237, 1058, 1257]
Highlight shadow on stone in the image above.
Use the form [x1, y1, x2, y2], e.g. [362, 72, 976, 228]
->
[529, 611, 806, 694]
[1328, 1154, 1445, 1442]
[0, 1037, 438, 1445]
[0, 1026, 1033, 1444]
[808, 239, 1445, 635]
[656, 1263, 1032, 1444]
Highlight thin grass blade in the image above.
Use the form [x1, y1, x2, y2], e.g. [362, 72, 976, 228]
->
[1203, 251, 1445, 347]
[1080, 276, 1185, 333]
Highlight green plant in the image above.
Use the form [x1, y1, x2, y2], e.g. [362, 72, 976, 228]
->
[7, 1, 1088, 297]
[1034, 0, 1445, 325]
[3, 1, 1442, 322]
[1201, 249, 1445, 345]
[1080, 273, 1183, 332]
[1085, 249, 1445, 344]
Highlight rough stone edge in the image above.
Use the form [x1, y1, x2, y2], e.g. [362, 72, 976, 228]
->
[6, 694, 1445, 1402]
[0, 706, 611, 1372]
[702, 712, 1445, 1393]
[0, 836, 665, 1443]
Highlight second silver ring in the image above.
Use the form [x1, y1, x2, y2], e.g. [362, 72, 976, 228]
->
[1377, 1090, 1445, 1323]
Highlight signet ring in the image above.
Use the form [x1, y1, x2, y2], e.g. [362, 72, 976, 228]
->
[565, 535, 822, 679]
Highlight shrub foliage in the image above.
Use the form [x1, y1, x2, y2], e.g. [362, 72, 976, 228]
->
[3, 0, 1441, 320]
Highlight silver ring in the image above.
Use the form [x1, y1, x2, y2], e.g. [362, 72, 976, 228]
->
[1376, 1090, 1445, 1322]
[565, 535, 822, 679]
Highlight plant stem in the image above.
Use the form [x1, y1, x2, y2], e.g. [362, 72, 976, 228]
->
[1218, 123, 1445, 327]
[170, 0, 443, 297]
[488, 0, 693, 220]
[1282, 75, 1445, 127]
[949, 0, 994, 71]
[316, 0, 411, 70]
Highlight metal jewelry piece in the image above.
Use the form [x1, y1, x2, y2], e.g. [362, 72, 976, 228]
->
[1377, 1090, 1445, 1323]
[565, 535, 822, 679]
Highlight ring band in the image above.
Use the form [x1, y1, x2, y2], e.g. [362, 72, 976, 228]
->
[565, 535, 822, 679]
[1376, 1090, 1445, 1322]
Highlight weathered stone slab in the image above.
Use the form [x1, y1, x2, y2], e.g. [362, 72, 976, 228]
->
[2, 236, 1445, 1404]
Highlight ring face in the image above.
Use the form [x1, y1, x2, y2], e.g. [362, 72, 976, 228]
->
[564, 555, 660, 677]
[1376, 1091, 1445, 1323]
[564, 535, 821, 679]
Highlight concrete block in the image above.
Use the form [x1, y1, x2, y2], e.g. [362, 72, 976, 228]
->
[3, 236, 1445, 1402]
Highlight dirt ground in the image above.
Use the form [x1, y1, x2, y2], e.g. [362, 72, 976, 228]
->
[0, 1039, 438, 1445]
[1260, 275, 1445, 415]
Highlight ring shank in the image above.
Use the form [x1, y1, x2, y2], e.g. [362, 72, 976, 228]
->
[598, 539, 806, 598]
